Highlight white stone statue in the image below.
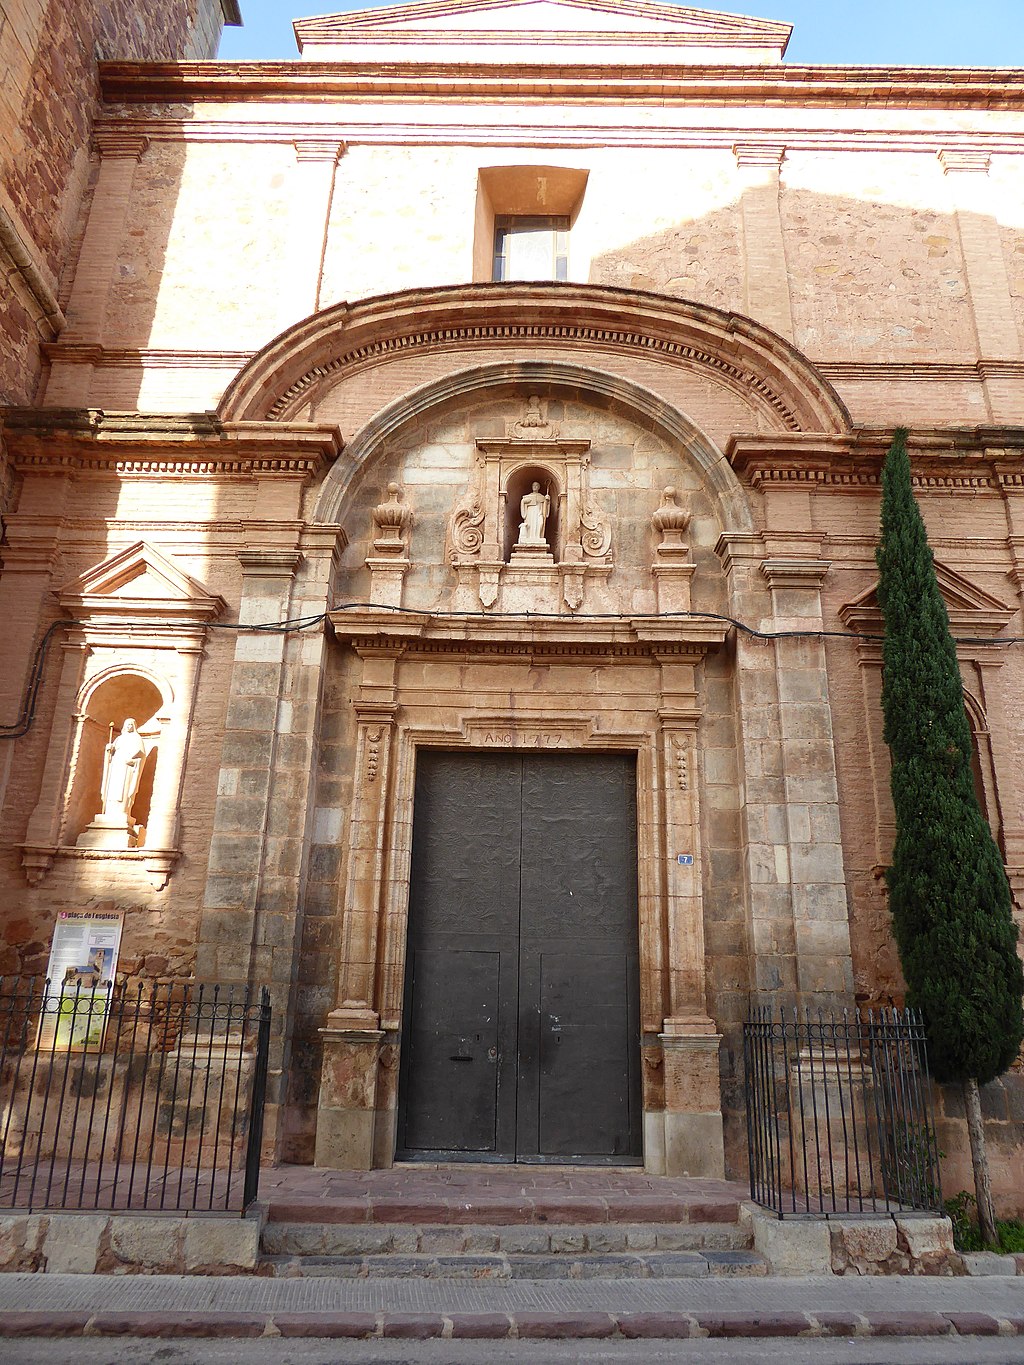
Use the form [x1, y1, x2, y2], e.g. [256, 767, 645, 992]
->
[518, 481, 550, 547]
[100, 718, 147, 822]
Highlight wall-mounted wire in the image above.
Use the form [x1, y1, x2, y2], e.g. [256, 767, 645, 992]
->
[1, 599, 1018, 742]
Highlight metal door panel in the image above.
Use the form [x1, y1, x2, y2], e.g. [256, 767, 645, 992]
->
[399, 751, 640, 1162]
[401, 949, 501, 1152]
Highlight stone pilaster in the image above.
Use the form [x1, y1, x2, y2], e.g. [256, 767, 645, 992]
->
[939, 149, 1024, 422]
[286, 138, 346, 324]
[197, 540, 340, 1154]
[656, 649, 725, 1177]
[760, 548, 855, 1010]
[43, 133, 148, 406]
[717, 531, 855, 1014]
[733, 143, 794, 343]
[316, 644, 401, 1169]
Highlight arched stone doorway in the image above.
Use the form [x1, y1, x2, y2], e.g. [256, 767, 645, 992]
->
[214, 284, 857, 1175]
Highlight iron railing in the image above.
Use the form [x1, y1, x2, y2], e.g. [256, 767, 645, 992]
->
[744, 1007, 942, 1217]
[0, 977, 271, 1213]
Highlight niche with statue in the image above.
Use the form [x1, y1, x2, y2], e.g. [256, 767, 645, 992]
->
[447, 395, 612, 612]
[69, 672, 165, 850]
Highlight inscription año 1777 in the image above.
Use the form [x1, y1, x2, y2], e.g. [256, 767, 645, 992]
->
[482, 731, 563, 748]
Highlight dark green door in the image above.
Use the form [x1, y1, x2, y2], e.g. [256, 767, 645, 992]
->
[397, 751, 641, 1162]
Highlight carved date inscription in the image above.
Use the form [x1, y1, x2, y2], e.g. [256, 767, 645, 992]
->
[482, 731, 564, 748]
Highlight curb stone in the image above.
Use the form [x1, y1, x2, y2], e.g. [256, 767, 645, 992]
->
[1, 1308, 1024, 1340]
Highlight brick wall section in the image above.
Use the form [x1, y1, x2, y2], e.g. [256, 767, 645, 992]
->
[0, 0, 229, 462]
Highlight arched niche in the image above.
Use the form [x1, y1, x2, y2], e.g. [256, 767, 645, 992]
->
[20, 541, 226, 890]
[503, 462, 562, 561]
[68, 670, 169, 849]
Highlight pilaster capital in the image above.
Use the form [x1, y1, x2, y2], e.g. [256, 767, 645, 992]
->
[714, 531, 765, 575]
[760, 558, 831, 591]
[294, 138, 348, 164]
[733, 142, 786, 170]
[938, 148, 990, 175]
[94, 131, 149, 162]
[236, 548, 303, 577]
[353, 702, 399, 725]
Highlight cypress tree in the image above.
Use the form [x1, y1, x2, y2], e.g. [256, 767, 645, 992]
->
[876, 428, 1024, 1244]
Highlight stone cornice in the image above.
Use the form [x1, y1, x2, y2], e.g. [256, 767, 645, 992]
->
[99, 62, 1024, 110]
[89, 118, 1024, 158]
[727, 430, 1024, 491]
[0, 409, 345, 477]
[328, 607, 730, 659]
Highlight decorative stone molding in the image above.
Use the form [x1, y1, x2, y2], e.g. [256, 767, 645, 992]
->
[839, 562, 1014, 639]
[219, 284, 851, 437]
[99, 64, 1024, 115]
[0, 410, 345, 479]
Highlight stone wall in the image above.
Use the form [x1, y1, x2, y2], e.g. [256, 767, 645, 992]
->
[47, 106, 1024, 422]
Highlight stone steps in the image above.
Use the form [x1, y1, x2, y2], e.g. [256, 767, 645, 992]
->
[258, 1188, 765, 1280]
[261, 1249, 768, 1279]
[261, 1219, 752, 1257]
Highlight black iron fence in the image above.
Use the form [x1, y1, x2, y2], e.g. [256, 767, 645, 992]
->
[0, 977, 271, 1213]
[744, 1007, 943, 1217]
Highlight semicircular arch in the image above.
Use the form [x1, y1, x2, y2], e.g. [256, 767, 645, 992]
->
[314, 358, 755, 533]
[219, 283, 852, 439]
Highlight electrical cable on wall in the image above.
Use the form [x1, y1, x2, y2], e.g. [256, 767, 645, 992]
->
[1, 601, 1018, 741]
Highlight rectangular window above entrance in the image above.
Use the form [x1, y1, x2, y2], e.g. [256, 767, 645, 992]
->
[492, 215, 569, 282]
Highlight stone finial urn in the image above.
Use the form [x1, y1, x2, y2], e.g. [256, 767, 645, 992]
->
[372, 482, 412, 551]
[653, 486, 690, 550]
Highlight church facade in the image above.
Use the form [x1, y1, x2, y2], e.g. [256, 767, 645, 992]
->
[1, 0, 1023, 1204]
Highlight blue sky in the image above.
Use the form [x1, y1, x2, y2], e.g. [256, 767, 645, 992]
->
[218, 1, 1024, 66]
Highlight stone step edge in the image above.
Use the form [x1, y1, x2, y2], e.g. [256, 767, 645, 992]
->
[264, 1197, 742, 1227]
[1, 1309, 1022, 1341]
[260, 1221, 752, 1255]
[259, 1250, 767, 1278]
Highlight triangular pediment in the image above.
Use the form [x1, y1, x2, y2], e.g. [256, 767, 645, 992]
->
[59, 542, 226, 623]
[295, 0, 791, 63]
[839, 561, 1015, 639]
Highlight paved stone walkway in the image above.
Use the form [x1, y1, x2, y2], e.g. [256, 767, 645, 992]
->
[0, 1272, 1022, 1340]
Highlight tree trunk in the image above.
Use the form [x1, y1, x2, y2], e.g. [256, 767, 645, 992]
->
[964, 1076, 997, 1246]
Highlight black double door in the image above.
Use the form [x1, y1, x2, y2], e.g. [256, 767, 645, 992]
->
[397, 751, 641, 1162]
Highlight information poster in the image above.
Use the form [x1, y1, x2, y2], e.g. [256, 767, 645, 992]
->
[38, 911, 124, 1051]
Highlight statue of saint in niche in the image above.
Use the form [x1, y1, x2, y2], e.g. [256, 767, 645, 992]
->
[100, 718, 147, 823]
[518, 481, 550, 547]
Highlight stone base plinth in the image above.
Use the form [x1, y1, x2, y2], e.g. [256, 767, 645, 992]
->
[75, 816, 134, 850]
[658, 1031, 725, 1178]
[315, 1026, 385, 1170]
[510, 544, 554, 564]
